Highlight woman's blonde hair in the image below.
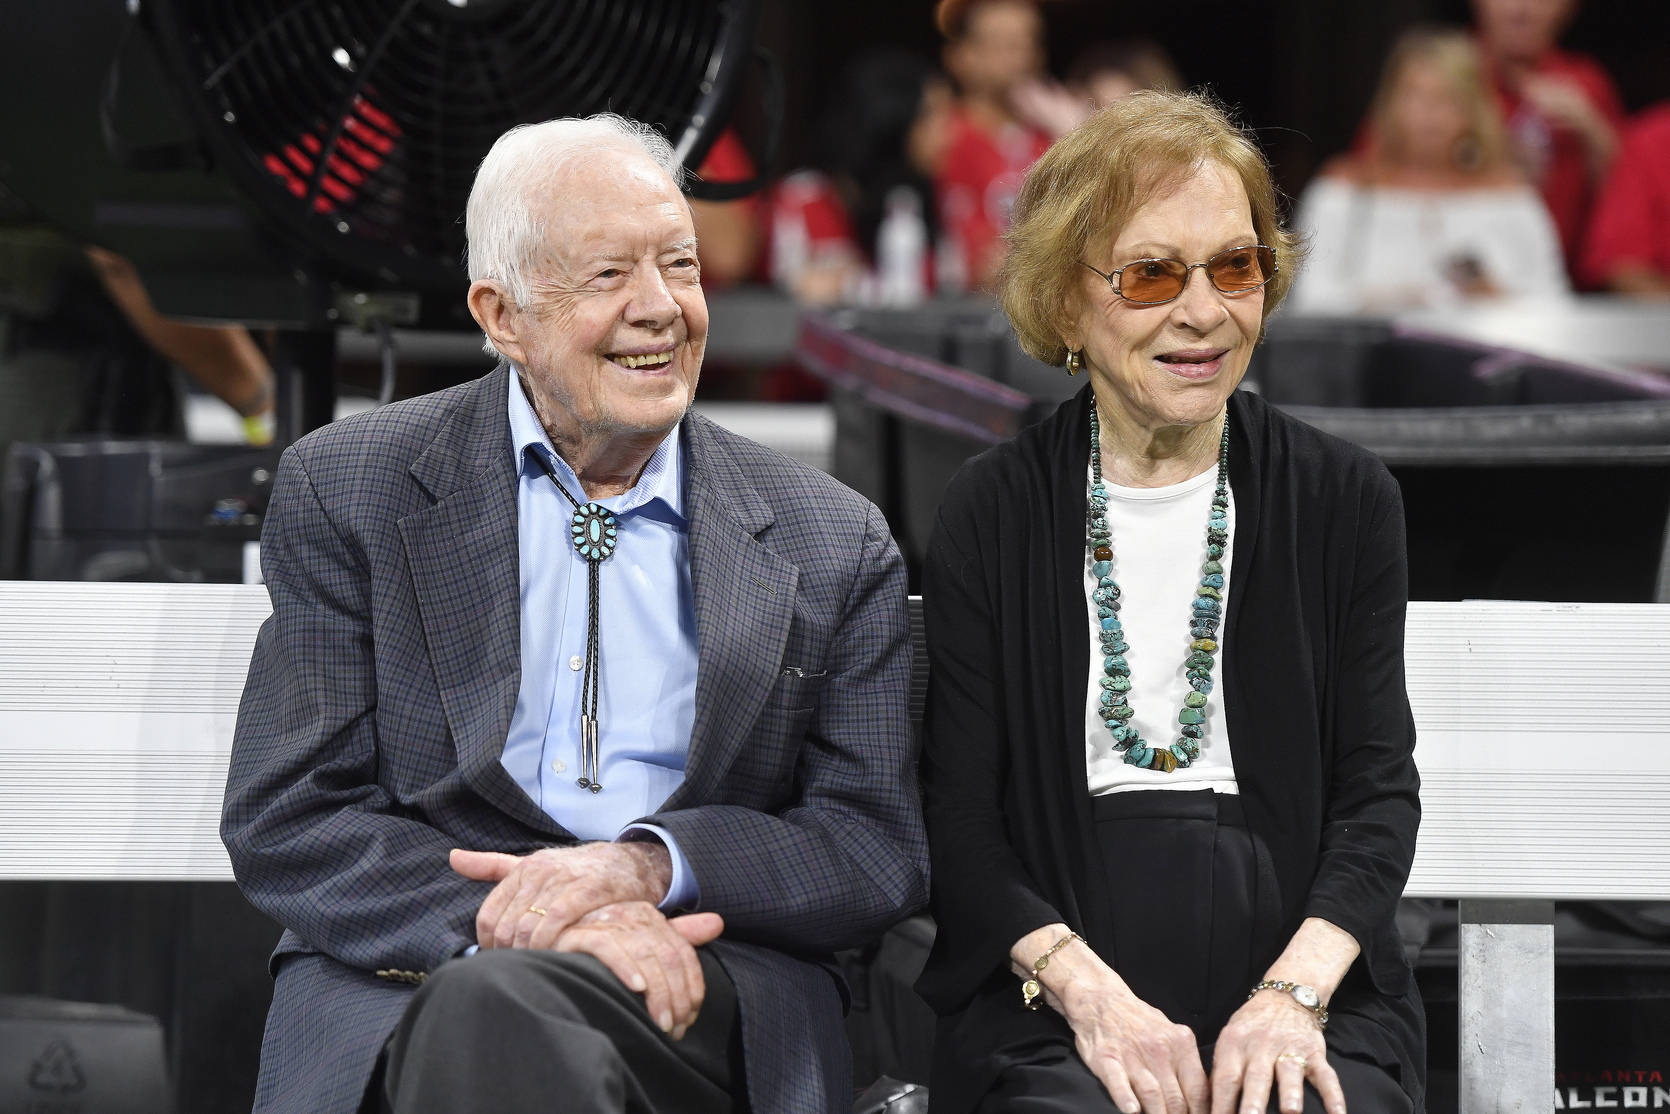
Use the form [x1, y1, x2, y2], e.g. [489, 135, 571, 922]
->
[997, 89, 1298, 367]
[1370, 26, 1510, 175]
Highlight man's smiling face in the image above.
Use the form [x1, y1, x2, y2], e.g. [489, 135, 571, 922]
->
[509, 146, 707, 440]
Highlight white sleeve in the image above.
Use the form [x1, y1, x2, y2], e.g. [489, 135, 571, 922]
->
[1492, 188, 1572, 297]
[1286, 179, 1362, 314]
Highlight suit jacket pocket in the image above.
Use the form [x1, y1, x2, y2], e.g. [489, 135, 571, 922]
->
[729, 671, 832, 802]
[770, 668, 832, 714]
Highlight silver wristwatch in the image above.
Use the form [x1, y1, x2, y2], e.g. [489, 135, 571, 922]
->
[1248, 980, 1329, 1029]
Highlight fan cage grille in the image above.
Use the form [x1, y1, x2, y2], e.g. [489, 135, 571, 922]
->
[164, 0, 728, 291]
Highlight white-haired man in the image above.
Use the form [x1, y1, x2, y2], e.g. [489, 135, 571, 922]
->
[223, 115, 928, 1114]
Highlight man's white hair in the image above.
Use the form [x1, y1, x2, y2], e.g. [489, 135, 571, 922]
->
[465, 114, 685, 340]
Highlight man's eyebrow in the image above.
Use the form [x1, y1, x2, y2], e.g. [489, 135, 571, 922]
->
[664, 237, 698, 253]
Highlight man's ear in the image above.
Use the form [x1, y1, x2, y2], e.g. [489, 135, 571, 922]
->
[467, 280, 528, 367]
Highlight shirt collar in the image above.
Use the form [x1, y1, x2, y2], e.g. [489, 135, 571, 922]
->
[507, 370, 685, 523]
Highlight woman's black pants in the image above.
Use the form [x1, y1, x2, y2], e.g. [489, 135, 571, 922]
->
[964, 790, 1412, 1114]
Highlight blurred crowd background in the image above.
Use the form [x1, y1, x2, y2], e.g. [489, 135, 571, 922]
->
[5, 0, 1670, 442]
[706, 0, 1670, 310]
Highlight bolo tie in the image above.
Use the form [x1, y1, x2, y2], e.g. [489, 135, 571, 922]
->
[531, 450, 618, 793]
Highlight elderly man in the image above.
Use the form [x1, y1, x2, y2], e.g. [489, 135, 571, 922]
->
[224, 114, 927, 1114]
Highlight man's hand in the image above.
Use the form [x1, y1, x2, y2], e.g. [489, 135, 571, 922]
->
[451, 842, 674, 950]
[556, 902, 724, 1039]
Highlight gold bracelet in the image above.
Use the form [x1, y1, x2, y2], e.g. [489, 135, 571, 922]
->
[1021, 931, 1084, 1010]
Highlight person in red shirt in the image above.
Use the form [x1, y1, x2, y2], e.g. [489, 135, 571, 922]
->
[1582, 104, 1670, 299]
[762, 50, 952, 304]
[688, 127, 761, 287]
[1473, 0, 1625, 275]
[934, 0, 1052, 291]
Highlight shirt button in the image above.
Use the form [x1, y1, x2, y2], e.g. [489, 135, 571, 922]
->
[552, 759, 566, 774]
[568, 655, 583, 671]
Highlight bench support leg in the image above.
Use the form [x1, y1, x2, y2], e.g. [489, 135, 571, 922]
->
[1458, 900, 1554, 1114]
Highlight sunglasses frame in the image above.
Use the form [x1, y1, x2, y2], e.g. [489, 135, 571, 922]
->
[1081, 245, 1279, 306]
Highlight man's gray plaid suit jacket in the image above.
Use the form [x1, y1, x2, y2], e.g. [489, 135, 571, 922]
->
[223, 362, 929, 1114]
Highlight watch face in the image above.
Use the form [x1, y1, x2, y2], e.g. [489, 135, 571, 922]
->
[1292, 986, 1320, 1010]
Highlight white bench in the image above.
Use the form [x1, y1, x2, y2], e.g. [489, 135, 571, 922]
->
[4, 583, 1668, 1110]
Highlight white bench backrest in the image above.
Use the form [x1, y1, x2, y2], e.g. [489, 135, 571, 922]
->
[0, 582, 268, 880]
[1, 584, 1667, 896]
[1403, 600, 1670, 899]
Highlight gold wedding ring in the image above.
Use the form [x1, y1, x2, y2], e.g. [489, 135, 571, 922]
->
[528, 906, 548, 917]
[1276, 1053, 1308, 1070]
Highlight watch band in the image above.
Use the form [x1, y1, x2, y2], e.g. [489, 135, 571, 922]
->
[1248, 979, 1329, 1029]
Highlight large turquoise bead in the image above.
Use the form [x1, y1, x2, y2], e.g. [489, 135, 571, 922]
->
[1184, 691, 1207, 708]
[1179, 708, 1205, 725]
[1204, 560, 1224, 575]
[1093, 560, 1112, 577]
[1201, 573, 1224, 589]
[1110, 677, 1131, 692]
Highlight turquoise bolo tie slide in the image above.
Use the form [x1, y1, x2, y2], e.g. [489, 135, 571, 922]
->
[530, 448, 620, 793]
[570, 503, 618, 560]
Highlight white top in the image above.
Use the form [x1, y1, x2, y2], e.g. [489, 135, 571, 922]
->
[1287, 177, 1569, 315]
[1084, 465, 1237, 795]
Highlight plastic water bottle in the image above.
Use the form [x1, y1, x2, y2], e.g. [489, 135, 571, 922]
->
[876, 186, 928, 307]
[771, 205, 811, 295]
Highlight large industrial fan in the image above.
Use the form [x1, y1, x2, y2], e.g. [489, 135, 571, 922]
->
[0, 0, 771, 332]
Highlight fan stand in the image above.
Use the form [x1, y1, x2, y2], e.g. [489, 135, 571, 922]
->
[272, 330, 337, 448]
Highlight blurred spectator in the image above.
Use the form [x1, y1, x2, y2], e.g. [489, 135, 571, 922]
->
[1473, 0, 1624, 272]
[1581, 104, 1670, 298]
[1012, 39, 1184, 139]
[763, 49, 952, 305]
[689, 128, 762, 287]
[1068, 40, 1182, 108]
[84, 248, 275, 442]
[934, 0, 1052, 291]
[1, 196, 275, 465]
[1291, 27, 1569, 314]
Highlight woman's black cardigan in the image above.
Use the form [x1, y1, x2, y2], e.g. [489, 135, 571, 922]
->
[916, 386, 1425, 1103]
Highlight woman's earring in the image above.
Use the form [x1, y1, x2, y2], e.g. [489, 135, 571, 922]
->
[1066, 349, 1081, 376]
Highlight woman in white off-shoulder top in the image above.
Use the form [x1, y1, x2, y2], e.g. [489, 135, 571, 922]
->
[1289, 26, 1569, 315]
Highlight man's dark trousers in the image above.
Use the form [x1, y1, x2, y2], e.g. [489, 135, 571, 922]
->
[378, 949, 748, 1113]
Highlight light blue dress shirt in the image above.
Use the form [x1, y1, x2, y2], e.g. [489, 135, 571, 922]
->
[500, 373, 701, 911]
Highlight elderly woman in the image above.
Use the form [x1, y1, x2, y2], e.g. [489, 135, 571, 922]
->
[917, 91, 1424, 1114]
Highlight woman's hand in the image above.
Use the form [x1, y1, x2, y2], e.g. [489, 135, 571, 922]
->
[1209, 990, 1341, 1114]
[1013, 925, 1208, 1114]
[1210, 916, 1360, 1114]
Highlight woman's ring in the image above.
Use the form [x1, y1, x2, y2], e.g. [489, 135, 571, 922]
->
[528, 906, 548, 917]
[1276, 1053, 1308, 1070]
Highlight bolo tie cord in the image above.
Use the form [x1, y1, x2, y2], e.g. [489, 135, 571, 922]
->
[532, 449, 610, 793]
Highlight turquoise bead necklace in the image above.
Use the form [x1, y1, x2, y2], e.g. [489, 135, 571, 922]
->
[1088, 398, 1230, 772]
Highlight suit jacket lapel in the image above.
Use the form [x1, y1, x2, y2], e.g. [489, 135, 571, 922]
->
[665, 413, 799, 808]
[398, 364, 561, 834]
